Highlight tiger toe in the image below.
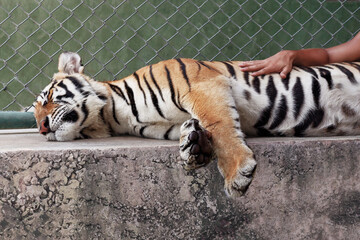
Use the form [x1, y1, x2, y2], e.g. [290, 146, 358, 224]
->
[179, 119, 214, 170]
[224, 157, 257, 197]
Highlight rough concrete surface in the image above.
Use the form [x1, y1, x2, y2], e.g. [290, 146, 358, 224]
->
[0, 132, 359, 239]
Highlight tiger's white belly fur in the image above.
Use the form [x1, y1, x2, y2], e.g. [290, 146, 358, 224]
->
[233, 64, 360, 137]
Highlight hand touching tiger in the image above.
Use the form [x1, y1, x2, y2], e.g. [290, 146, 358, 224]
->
[34, 52, 360, 197]
[239, 50, 297, 79]
[240, 31, 360, 78]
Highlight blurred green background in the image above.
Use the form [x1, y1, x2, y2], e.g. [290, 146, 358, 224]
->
[0, 0, 359, 111]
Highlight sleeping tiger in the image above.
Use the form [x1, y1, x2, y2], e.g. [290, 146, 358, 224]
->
[34, 51, 360, 197]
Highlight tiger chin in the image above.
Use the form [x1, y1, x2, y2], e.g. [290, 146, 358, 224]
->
[34, 52, 360, 197]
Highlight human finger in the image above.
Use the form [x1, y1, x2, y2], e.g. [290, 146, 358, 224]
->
[279, 65, 292, 79]
[240, 65, 262, 72]
[250, 67, 272, 76]
[239, 60, 262, 67]
[240, 62, 267, 72]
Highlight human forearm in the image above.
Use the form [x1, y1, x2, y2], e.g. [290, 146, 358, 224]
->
[291, 48, 330, 67]
[326, 33, 360, 63]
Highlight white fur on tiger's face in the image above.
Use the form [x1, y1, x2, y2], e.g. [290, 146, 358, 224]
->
[34, 52, 360, 197]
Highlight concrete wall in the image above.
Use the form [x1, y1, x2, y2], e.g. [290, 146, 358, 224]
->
[0, 133, 359, 239]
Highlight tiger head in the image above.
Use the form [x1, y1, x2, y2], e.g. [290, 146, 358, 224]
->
[34, 52, 110, 141]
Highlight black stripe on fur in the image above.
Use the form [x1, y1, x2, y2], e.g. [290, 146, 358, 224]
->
[150, 65, 165, 101]
[176, 58, 191, 89]
[254, 76, 277, 128]
[292, 77, 304, 120]
[165, 65, 188, 113]
[124, 81, 141, 123]
[269, 95, 288, 130]
[144, 75, 165, 119]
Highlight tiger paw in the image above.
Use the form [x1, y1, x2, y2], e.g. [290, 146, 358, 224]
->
[224, 157, 257, 197]
[179, 119, 214, 170]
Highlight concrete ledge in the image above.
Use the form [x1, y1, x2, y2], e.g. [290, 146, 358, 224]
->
[0, 133, 359, 239]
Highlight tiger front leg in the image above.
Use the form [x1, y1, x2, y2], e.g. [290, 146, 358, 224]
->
[202, 118, 256, 197]
[217, 137, 257, 197]
[181, 79, 257, 197]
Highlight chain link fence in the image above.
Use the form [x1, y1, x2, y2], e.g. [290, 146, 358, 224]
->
[1, 0, 359, 111]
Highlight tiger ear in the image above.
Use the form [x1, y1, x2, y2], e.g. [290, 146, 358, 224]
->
[58, 52, 84, 74]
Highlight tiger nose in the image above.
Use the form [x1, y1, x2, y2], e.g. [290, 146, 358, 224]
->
[39, 118, 50, 135]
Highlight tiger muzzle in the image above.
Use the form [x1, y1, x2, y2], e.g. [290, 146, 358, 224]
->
[39, 118, 50, 135]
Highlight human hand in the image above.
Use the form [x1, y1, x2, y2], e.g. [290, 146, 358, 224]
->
[239, 50, 296, 79]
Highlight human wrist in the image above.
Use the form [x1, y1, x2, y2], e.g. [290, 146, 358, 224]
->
[282, 50, 297, 63]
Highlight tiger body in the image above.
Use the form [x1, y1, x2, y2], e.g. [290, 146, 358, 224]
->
[34, 52, 360, 196]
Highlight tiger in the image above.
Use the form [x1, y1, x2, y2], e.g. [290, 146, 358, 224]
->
[34, 51, 360, 197]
